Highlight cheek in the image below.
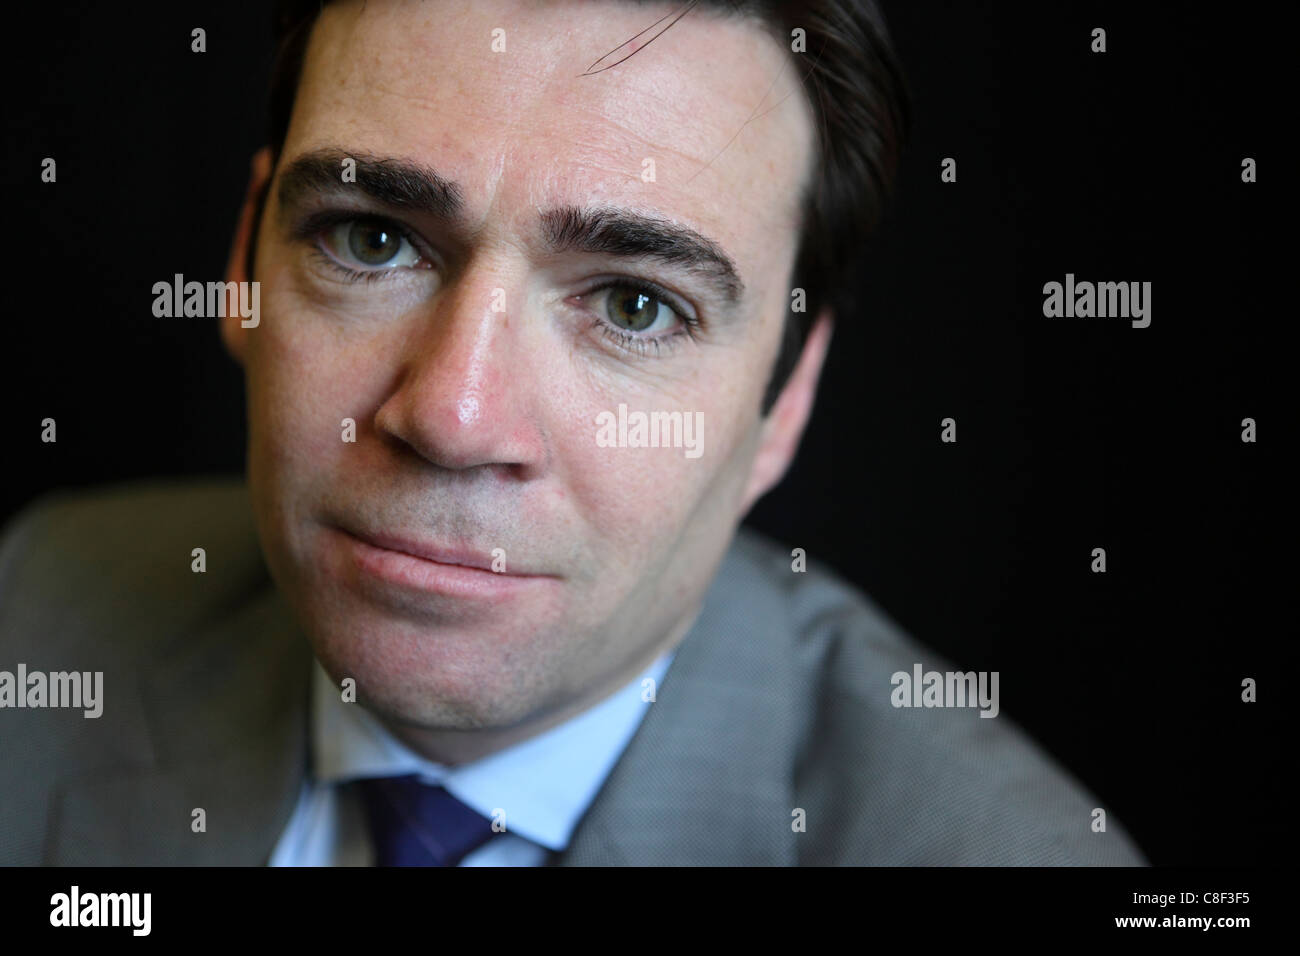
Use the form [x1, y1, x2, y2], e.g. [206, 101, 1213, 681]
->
[553, 385, 758, 575]
[568, 443, 689, 557]
[245, 297, 389, 494]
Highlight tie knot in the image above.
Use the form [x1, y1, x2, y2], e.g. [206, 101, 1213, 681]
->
[357, 774, 498, 866]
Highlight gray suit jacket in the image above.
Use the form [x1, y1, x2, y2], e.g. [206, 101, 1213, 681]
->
[0, 479, 1145, 865]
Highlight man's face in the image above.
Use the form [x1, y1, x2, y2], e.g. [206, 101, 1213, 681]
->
[237, 0, 816, 733]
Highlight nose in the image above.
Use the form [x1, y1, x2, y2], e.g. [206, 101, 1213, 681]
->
[374, 271, 546, 477]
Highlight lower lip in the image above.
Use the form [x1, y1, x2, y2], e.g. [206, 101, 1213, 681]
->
[334, 528, 552, 600]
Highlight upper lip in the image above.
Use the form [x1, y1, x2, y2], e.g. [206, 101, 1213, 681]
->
[340, 526, 543, 576]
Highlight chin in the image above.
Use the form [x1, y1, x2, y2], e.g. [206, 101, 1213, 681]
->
[304, 604, 565, 730]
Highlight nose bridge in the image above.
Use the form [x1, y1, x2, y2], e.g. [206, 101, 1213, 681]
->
[378, 262, 538, 472]
[419, 272, 503, 409]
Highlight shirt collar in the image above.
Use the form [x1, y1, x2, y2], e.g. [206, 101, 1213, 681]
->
[309, 650, 674, 851]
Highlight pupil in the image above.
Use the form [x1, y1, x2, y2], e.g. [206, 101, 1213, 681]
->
[350, 223, 400, 264]
[615, 291, 656, 331]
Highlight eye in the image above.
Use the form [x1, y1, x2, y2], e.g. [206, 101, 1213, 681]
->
[590, 282, 685, 335]
[319, 218, 426, 271]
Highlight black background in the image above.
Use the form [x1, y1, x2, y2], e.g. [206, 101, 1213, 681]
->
[2, 1, 1284, 866]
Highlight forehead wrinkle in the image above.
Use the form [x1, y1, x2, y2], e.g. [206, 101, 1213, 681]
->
[315, 0, 809, 177]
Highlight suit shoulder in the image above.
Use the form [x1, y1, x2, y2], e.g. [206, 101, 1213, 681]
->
[0, 477, 268, 663]
[729, 528, 1145, 866]
[728, 526, 915, 659]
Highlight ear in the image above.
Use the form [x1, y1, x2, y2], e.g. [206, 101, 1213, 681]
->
[739, 307, 834, 513]
[221, 146, 274, 366]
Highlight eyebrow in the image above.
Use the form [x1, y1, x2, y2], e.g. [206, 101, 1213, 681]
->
[277, 149, 464, 219]
[277, 148, 746, 307]
[541, 206, 744, 306]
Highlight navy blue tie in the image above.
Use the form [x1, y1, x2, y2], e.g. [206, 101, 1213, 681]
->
[357, 775, 498, 866]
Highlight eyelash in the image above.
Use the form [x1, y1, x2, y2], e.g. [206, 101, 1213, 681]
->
[299, 211, 432, 283]
[582, 277, 702, 358]
[297, 212, 704, 356]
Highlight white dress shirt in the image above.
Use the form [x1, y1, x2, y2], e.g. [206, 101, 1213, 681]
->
[269, 649, 675, 866]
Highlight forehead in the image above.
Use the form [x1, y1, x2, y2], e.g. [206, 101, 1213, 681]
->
[285, 0, 814, 290]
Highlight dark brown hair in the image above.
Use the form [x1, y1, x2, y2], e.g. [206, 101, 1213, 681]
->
[260, 0, 910, 414]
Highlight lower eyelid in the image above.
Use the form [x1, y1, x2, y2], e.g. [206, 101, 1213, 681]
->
[312, 229, 428, 266]
[306, 247, 432, 286]
[592, 318, 690, 358]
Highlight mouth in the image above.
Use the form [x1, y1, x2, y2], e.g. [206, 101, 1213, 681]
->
[328, 524, 556, 599]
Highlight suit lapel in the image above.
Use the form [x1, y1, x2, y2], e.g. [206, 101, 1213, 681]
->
[46, 587, 313, 865]
[560, 534, 805, 866]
